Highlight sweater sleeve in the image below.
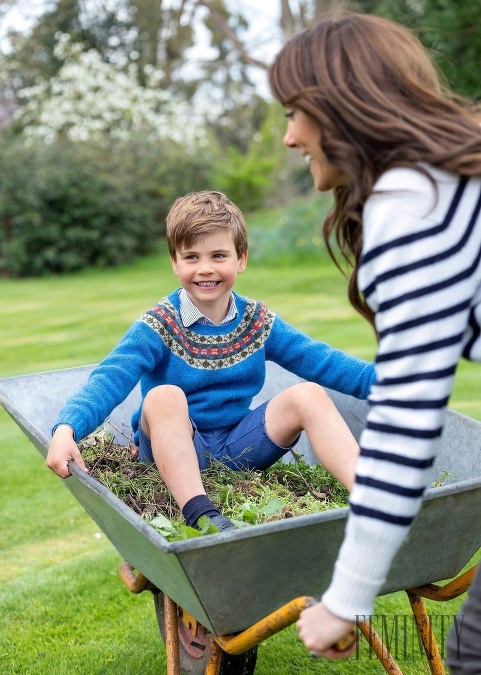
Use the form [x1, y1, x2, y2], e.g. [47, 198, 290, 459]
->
[52, 320, 164, 441]
[322, 167, 480, 620]
[265, 315, 376, 400]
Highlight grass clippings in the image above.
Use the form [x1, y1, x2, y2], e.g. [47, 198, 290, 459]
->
[79, 428, 349, 538]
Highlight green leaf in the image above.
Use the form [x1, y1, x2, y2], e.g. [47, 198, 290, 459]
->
[259, 498, 285, 516]
[169, 524, 202, 541]
[150, 514, 176, 537]
[196, 515, 221, 535]
[150, 515, 202, 541]
[240, 502, 259, 523]
[231, 519, 251, 529]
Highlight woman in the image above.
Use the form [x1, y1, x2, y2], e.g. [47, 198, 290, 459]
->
[269, 11, 481, 669]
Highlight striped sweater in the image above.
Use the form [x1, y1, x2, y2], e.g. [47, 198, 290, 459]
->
[323, 165, 481, 620]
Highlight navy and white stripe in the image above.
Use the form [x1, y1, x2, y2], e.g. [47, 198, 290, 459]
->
[323, 165, 481, 620]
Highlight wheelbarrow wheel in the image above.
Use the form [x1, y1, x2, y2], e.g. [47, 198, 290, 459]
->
[153, 590, 258, 675]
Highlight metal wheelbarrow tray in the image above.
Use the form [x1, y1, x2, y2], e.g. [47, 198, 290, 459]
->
[2, 362, 481, 673]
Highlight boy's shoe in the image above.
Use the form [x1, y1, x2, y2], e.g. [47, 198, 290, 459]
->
[206, 514, 235, 531]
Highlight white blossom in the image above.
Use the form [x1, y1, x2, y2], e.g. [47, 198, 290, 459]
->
[14, 33, 206, 147]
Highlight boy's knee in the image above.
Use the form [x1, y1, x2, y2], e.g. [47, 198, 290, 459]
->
[279, 382, 327, 419]
[294, 381, 327, 404]
[143, 384, 187, 416]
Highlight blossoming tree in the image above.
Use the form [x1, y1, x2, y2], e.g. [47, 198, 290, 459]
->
[14, 33, 206, 146]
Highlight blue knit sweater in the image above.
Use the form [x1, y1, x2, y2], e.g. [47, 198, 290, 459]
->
[54, 290, 375, 444]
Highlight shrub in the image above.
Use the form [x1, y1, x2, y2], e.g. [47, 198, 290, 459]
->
[214, 146, 276, 213]
[247, 194, 333, 264]
[0, 136, 214, 277]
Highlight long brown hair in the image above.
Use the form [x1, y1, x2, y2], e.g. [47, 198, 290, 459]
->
[269, 11, 481, 324]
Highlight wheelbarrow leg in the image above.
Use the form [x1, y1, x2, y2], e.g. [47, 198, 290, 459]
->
[164, 595, 181, 675]
[357, 620, 404, 675]
[404, 562, 479, 675]
[205, 637, 223, 675]
[406, 592, 445, 675]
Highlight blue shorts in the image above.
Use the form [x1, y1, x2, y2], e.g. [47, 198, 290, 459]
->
[138, 399, 299, 471]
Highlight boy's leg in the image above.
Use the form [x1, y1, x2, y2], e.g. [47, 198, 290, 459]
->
[141, 384, 233, 530]
[141, 385, 203, 508]
[265, 382, 359, 490]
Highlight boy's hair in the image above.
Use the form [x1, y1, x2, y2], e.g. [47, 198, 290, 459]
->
[166, 190, 248, 259]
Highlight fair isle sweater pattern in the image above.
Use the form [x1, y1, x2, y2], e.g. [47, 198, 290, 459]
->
[140, 297, 275, 369]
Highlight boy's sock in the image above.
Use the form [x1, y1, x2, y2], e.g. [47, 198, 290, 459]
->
[182, 494, 234, 531]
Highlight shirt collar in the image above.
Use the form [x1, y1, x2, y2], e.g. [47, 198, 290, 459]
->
[178, 288, 237, 327]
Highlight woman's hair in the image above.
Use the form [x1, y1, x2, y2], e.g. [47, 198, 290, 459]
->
[166, 190, 248, 260]
[269, 11, 481, 323]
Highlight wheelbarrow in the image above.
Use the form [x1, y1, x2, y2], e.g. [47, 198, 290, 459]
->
[2, 361, 481, 675]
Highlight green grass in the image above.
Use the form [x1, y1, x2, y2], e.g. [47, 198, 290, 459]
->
[1, 244, 480, 674]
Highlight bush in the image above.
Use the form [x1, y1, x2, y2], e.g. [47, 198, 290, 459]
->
[214, 146, 276, 213]
[0, 136, 214, 277]
[247, 194, 333, 264]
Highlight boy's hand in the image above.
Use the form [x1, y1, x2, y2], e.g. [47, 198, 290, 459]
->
[46, 425, 89, 478]
[297, 601, 357, 660]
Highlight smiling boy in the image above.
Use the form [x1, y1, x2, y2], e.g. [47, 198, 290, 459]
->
[47, 190, 375, 531]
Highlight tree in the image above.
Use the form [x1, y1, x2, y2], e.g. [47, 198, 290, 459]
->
[11, 32, 206, 145]
[4, 0, 481, 98]
[355, 0, 481, 98]
[411, 0, 481, 99]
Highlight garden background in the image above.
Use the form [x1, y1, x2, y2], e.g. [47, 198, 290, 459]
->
[1, 1, 481, 673]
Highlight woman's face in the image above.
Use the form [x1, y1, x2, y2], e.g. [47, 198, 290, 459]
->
[283, 108, 347, 192]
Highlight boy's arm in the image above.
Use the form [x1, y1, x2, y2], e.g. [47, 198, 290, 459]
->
[265, 316, 376, 399]
[52, 319, 163, 442]
[46, 424, 89, 478]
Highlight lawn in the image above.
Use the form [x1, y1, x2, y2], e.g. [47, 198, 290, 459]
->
[1, 244, 480, 674]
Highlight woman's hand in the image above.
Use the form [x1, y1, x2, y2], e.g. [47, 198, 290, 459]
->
[46, 424, 89, 478]
[297, 601, 357, 659]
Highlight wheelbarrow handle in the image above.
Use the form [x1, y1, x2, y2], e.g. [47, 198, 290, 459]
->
[118, 561, 154, 593]
[332, 632, 357, 651]
[215, 596, 357, 656]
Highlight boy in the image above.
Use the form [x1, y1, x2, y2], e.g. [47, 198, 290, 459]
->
[47, 190, 375, 531]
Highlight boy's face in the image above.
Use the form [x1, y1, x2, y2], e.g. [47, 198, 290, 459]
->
[171, 230, 247, 312]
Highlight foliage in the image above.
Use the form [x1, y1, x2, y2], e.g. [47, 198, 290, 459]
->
[414, 0, 481, 99]
[0, 0, 273, 152]
[206, 92, 270, 154]
[214, 101, 312, 213]
[254, 102, 314, 205]
[150, 514, 224, 540]
[215, 145, 276, 212]
[0, 134, 214, 277]
[358, 0, 481, 98]
[1, 0, 196, 94]
[12, 32, 206, 145]
[80, 430, 349, 542]
[248, 193, 333, 262]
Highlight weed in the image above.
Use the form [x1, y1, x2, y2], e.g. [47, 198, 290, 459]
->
[80, 429, 349, 539]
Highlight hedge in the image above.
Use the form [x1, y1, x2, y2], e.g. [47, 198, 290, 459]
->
[0, 135, 214, 277]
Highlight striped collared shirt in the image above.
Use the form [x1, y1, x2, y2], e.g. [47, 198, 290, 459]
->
[178, 288, 238, 327]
